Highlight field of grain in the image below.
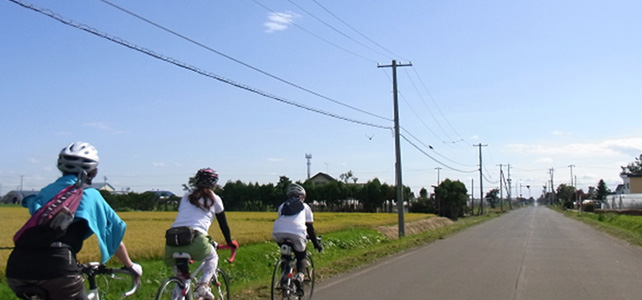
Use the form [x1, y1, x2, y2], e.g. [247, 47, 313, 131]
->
[0, 207, 432, 279]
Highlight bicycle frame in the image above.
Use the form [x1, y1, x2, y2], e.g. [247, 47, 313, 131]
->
[271, 238, 320, 300]
[156, 241, 237, 300]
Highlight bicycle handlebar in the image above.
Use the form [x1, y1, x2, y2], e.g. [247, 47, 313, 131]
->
[212, 240, 239, 263]
[81, 262, 140, 297]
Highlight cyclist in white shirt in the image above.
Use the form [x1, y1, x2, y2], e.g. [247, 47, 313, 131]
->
[272, 183, 322, 296]
[163, 168, 236, 300]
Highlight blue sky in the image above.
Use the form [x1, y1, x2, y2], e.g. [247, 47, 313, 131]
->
[1, 0, 641, 199]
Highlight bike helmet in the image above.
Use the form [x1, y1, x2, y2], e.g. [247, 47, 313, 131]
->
[286, 183, 306, 198]
[57, 142, 99, 174]
[194, 168, 219, 188]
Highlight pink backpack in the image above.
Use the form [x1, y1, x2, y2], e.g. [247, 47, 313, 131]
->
[13, 176, 84, 247]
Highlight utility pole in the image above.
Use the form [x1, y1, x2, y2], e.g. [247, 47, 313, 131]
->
[471, 178, 474, 215]
[569, 164, 578, 213]
[306, 154, 312, 179]
[474, 144, 487, 215]
[378, 59, 412, 238]
[507, 164, 513, 209]
[435, 167, 442, 185]
[498, 164, 504, 212]
[549, 168, 555, 205]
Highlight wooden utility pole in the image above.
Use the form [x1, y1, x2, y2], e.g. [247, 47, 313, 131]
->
[474, 144, 487, 214]
[378, 60, 412, 238]
[498, 164, 504, 212]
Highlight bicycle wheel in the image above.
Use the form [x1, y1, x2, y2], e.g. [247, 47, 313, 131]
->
[211, 268, 230, 300]
[271, 259, 290, 300]
[156, 277, 188, 300]
[301, 254, 315, 300]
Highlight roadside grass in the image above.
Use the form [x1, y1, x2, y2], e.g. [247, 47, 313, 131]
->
[0, 208, 498, 299]
[557, 207, 642, 248]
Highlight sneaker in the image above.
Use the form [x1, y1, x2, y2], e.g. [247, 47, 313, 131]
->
[294, 272, 305, 296]
[194, 283, 214, 300]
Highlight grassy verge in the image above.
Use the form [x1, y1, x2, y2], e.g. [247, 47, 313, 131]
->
[0, 213, 498, 299]
[557, 207, 642, 247]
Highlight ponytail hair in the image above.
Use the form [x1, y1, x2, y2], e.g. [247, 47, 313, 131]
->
[188, 187, 216, 211]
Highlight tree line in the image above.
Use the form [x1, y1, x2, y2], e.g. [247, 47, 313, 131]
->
[100, 174, 473, 220]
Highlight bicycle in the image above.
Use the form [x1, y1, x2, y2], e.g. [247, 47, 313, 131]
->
[156, 240, 238, 300]
[13, 261, 140, 300]
[270, 237, 322, 300]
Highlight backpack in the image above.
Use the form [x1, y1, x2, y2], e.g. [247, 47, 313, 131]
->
[280, 197, 304, 216]
[13, 173, 85, 248]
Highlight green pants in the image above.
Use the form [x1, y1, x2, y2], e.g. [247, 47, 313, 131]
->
[164, 234, 213, 266]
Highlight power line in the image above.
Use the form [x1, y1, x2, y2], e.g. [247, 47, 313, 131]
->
[250, 0, 377, 63]
[98, 0, 391, 122]
[400, 134, 477, 173]
[9, 0, 392, 131]
[402, 69, 455, 143]
[284, 0, 391, 60]
[310, 0, 408, 61]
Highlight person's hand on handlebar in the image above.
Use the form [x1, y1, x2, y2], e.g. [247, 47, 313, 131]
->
[123, 262, 143, 278]
[228, 240, 239, 249]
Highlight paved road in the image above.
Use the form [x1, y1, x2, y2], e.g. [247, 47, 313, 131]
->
[313, 206, 642, 300]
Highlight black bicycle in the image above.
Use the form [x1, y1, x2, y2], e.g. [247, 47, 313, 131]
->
[270, 237, 321, 300]
[14, 262, 140, 300]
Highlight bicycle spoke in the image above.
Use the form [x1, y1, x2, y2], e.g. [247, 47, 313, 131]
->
[212, 269, 230, 300]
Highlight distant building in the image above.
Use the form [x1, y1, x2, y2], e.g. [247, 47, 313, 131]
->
[620, 174, 642, 194]
[89, 182, 116, 193]
[306, 172, 336, 186]
[2, 190, 38, 204]
[149, 190, 176, 199]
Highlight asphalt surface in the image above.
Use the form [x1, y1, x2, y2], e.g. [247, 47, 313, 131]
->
[312, 206, 642, 300]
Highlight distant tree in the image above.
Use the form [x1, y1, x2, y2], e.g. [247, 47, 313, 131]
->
[556, 184, 577, 208]
[485, 188, 500, 209]
[409, 187, 436, 214]
[419, 187, 428, 198]
[274, 176, 292, 201]
[621, 154, 642, 175]
[434, 179, 468, 220]
[596, 179, 611, 201]
[339, 170, 358, 183]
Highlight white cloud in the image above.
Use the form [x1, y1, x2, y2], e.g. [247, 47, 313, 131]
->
[268, 158, 284, 162]
[153, 162, 167, 167]
[263, 11, 300, 33]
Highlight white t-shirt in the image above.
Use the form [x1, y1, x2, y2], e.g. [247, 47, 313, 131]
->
[272, 201, 314, 238]
[171, 191, 225, 235]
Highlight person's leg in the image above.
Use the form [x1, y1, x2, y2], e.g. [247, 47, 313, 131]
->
[42, 275, 88, 300]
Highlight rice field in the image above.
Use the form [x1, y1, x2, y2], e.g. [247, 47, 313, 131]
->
[0, 206, 431, 279]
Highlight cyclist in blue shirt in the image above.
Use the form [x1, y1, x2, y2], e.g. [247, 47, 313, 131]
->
[5, 142, 142, 300]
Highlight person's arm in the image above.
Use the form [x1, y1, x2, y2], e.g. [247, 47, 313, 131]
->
[114, 242, 143, 276]
[306, 222, 322, 251]
[216, 211, 234, 246]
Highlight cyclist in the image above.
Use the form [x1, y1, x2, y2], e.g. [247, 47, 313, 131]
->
[272, 183, 322, 296]
[5, 141, 143, 300]
[163, 168, 236, 300]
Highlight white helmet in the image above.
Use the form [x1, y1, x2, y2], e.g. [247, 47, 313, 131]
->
[286, 183, 306, 198]
[57, 142, 99, 174]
